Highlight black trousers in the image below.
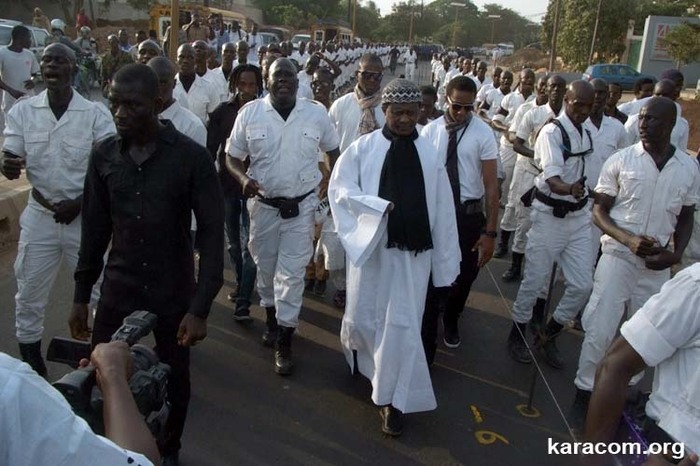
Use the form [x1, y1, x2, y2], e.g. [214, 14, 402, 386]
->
[92, 306, 191, 456]
[422, 211, 485, 359]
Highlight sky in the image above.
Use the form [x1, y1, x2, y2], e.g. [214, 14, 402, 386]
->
[372, 0, 550, 21]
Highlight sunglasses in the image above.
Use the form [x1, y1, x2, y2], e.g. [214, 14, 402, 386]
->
[447, 98, 474, 112]
[358, 70, 383, 81]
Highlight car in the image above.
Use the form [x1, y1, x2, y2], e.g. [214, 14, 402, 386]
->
[0, 19, 50, 63]
[582, 64, 656, 91]
[258, 32, 281, 47]
[290, 33, 311, 50]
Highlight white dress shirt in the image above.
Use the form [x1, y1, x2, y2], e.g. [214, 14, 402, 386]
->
[227, 96, 340, 198]
[0, 47, 40, 112]
[620, 263, 700, 455]
[200, 68, 228, 105]
[583, 115, 628, 187]
[0, 353, 154, 466]
[421, 115, 498, 201]
[2, 91, 115, 205]
[476, 82, 495, 104]
[174, 73, 221, 125]
[328, 92, 386, 153]
[492, 91, 532, 147]
[595, 141, 700, 254]
[159, 100, 207, 147]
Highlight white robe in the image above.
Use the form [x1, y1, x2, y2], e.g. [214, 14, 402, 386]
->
[328, 129, 461, 413]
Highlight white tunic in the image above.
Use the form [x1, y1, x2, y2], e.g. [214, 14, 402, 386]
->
[328, 92, 385, 153]
[174, 73, 221, 125]
[329, 129, 460, 413]
[159, 100, 207, 147]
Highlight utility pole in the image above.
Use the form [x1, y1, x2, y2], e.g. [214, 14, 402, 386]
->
[588, 0, 603, 66]
[548, 0, 561, 72]
[408, 1, 414, 43]
[352, 0, 357, 41]
[488, 14, 501, 44]
[169, 0, 179, 61]
[451, 2, 464, 48]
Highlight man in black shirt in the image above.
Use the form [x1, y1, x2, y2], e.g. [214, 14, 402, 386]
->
[207, 63, 262, 321]
[69, 64, 224, 466]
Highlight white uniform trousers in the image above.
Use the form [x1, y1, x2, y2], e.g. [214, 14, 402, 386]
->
[405, 63, 416, 81]
[511, 205, 594, 325]
[508, 158, 539, 253]
[499, 143, 517, 208]
[574, 252, 669, 391]
[15, 203, 100, 343]
[247, 195, 316, 328]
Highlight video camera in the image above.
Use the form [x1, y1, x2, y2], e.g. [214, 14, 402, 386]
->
[47, 311, 170, 438]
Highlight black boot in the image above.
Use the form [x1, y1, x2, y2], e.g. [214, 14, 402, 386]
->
[569, 388, 592, 432]
[19, 341, 47, 378]
[507, 322, 532, 364]
[275, 326, 295, 375]
[528, 298, 547, 335]
[379, 405, 404, 436]
[537, 319, 565, 369]
[261, 306, 278, 347]
[493, 230, 511, 258]
[501, 252, 523, 282]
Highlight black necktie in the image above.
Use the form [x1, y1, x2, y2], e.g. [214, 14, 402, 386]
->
[446, 130, 461, 206]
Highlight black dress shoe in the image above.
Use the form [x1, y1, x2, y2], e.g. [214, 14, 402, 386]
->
[493, 243, 508, 258]
[540, 338, 564, 369]
[379, 405, 404, 436]
[507, 323, 533, 364]
[233, 307, 252, 322]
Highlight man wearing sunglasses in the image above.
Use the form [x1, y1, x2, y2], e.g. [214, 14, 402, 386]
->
[327, 54, 386, 307]
[507, 80, 597, 369]
[420, 76, 500, 359]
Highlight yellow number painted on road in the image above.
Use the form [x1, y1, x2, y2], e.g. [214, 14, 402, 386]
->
[475, 430, 510, 446]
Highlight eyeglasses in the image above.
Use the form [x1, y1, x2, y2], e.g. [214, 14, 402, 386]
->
[358, 70, 383, 81]
[446, 98, 474, 113]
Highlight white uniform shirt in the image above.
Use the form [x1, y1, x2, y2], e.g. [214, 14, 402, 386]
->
[476, 82, 495, 104]
[0, 47, 40, 112]
[403, 51, 417, 64]
[483, 87, 506, 119]
[209, 67, 232, 103]
[328, 92, 386, 153]
[227, 96, 340, 198]
[2, 91, 115, 204]
[595, 141, 700, 253]
[534, 113, 595, 203]
[445, 67, 460, 84]
[620, 264, 700, 455]
[624, 112, 689, 154]
[516, 103, 561, 152]
[232, 59, 259, 69]
[473, 76, 492, 93]
[618, 98, 644, 116]
[298, 70, 312, 89]
[492, 91, 531, 147]
[174, 73, 221, 125]
[583, 115, 628, 187]
[159, 100, 207, 147]
[422, 115, 498, 201]
[0, 353, 155, 466]
[435, 67, 448, 94]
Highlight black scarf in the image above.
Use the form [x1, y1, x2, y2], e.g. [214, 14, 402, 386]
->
[378, 125, 433, 253]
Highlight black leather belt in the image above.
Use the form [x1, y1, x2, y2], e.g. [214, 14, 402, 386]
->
[258, 190, 314, 209]
[534, 188, 588, 218]
[460, 199, 483, 215]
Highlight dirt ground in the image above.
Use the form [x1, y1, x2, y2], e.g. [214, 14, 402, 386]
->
[680, 98, 700, 153]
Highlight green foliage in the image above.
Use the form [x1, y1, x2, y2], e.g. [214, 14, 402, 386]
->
[660, 22, 700, 66]
[632, 0, 700, 35]
[541, 0, 636, 71]
[268, 5, 309, 30]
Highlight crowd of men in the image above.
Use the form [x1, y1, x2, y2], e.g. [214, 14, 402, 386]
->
[1, 17, 699, 466]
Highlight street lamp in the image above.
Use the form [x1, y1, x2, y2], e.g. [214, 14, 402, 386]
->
[487, 14, 501, 44]
[450, 2, 465, 48]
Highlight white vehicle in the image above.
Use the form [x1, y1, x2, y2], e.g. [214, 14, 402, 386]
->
[290, 33, 311, 50]
[496, 43, 515, 56]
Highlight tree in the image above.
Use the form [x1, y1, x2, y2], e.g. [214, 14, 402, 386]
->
[660, 22, 700, 67]
[541, 0, 636, 71]
[268, 5, 309, 30]
[632, 0, 700, 35]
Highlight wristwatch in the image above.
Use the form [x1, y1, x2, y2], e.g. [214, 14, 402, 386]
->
[482, 230, 497, 238]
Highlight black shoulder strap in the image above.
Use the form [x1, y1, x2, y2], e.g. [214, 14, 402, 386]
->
[549, 119, 571, 155]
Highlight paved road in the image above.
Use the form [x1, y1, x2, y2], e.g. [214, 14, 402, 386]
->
[0, 60, 641, 465]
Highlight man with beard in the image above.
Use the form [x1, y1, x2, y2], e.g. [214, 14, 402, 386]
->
[507, 81, 596, 369]
[572, 97, 698, 428]
[420, 76, 499, 357]
[1, 44, 115, 377]
[326, 54, 386, 306]
[226, 58, 340, 375]
[70, 64, 224, 466]
[328, 78, 459, 436]
[207, 64, 263, 321]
